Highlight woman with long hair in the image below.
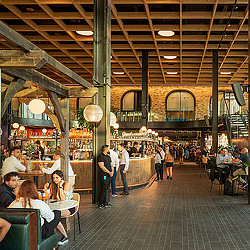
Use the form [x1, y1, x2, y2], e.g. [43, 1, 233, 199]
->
[165, 146, 175, 180]
[9, 180, 69, 246]
[44, 170, 74, 217]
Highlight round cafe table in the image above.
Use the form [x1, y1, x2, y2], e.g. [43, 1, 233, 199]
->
[48, 200, 78, 211]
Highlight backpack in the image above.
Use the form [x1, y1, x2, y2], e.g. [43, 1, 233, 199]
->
[224, 180, 233, 195]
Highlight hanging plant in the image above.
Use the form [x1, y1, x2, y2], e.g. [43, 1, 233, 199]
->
[75, 108, 92, 130]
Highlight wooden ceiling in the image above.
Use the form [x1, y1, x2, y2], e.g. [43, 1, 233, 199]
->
[0, 0, 249, 86]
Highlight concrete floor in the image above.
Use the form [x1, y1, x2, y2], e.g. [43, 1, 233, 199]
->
[62, 162, 250, 250]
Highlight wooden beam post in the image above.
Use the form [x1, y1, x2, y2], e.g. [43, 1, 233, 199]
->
[3, 68, 68, 97]
[0, 50, 47, 69]
[47, 91, 66, 132]
[1, 78, 26, 119]
[60, 98, 69, 182]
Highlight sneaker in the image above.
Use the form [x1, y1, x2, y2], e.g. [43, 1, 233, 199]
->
[98, 203, 105, 209]
[112, 194, 118, 197]
[120, 192, 129, 195]
[170, 177, 173, 180]
[104, 203, 112, 208]
[167, 176, 169, 180]
[58, 236, 69, 246]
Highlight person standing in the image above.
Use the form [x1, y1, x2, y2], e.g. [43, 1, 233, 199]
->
[118, 144, 129, 195]
[40, 150, 75, 186]
[0, 172, 19, 208]
[157, 145, 165, 180]
[165, 148, 175, 180]
[2, 147, 27, 177]
[110, 144, 119, 197]
[130, 142, 140, 157]
[155, 150, 161, 181]
[97, 145, 113, 208]
[179, 146, 184, 165]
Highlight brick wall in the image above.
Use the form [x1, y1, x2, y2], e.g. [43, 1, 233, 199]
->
[111, 85, 238, 120]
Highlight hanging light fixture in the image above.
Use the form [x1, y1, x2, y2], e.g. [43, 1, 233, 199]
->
[83, 105, 103, 123]
[19, 126, 25, 131]
[29, 99, 46, 114]
[140, 126, 147, 132]
[148, 129, 152, 134]
[12, 123, 19, 129]
[113, 123, 119, 130]
[42, 128, 47, 134]
[110, 112, 117, 126]
[155, 132, 159, 137]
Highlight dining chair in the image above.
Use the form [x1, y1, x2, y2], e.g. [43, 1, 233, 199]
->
[66, 193, 81, 240]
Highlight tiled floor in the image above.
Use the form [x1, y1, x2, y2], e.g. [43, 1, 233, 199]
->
[62, 162, 250, 250]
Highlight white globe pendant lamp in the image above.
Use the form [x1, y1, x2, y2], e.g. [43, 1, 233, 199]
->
[83, 104, 103, 123]
[110, 112, 117, 127]
[29, 99, 46, 114]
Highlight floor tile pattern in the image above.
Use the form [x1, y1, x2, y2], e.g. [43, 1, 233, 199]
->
[63, 163, 250, 250]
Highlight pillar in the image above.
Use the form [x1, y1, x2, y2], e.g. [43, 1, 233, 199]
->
[142, 50, 149, 127]
[92, 0, 111, 204]
[248, 0, 250, 204]
[200, 131, 205, 150]
[60, 97, 69, 181]
[212, 50, 218, 154]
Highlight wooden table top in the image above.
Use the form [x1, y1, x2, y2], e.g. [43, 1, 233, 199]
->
[48, 200, 78, 211]
[19, 171, 44, 177]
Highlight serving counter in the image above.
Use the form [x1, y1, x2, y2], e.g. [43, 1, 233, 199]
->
[26, 157, 155, 190]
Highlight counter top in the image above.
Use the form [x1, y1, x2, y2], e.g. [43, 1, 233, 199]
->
[29, 157, 153, 163]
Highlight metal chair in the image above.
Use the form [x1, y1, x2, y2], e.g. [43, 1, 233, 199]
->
[65, 193, 81, 240]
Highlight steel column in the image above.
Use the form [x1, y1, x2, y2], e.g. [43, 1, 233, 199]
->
[92, 0, 111, 204]
[142, 50, 149, 127]
[212, 50, 218, 154]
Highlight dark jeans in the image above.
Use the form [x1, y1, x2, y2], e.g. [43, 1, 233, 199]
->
[120, 164, 129, 193]
[159, 161, 164, 179]
[99, 174, 111, 205]
[111, 167, 117, 195]
[217, 167, 230, 184]
[155, 163, 161, 180]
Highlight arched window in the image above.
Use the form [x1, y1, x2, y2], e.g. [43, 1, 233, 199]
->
[121, 90, 150, 112]
[166, 91, 195, 121]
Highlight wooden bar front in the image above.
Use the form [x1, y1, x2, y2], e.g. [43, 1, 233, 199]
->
[28, 157, 155, 190]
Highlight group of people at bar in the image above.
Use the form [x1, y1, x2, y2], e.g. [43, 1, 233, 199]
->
[97, 143, 129, 208]
[0, 146, 76, 246]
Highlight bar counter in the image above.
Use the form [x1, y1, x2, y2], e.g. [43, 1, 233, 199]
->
[27, 157, 155, 190]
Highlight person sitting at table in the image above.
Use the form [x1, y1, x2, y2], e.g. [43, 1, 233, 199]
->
[0, 172, 19, 208]
[2, 147, 27, 177]
[9, 180, 69, 245]
[44, 170, 74, 217]
[0, 218, 11, 242]
[232, 148, 249, 188]
[216, 148, 230, 183]
[40, 150, 75, 186]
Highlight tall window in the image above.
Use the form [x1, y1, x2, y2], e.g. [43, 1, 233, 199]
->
[121, 91, 150, 112]
[166, 91, 195, 121]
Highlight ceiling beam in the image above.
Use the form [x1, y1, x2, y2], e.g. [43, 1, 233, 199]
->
[0, 20, 92, 88]
[3, 68, 68, 97]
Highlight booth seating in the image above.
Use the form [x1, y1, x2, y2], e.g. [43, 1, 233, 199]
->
[0, 208, 58, 250]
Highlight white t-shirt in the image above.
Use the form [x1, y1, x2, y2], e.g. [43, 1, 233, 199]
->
[9, 198, 54, 226]
[42, 158, 74, 176]
[2, 156, 26, 177]
[110, 150, 119, 170]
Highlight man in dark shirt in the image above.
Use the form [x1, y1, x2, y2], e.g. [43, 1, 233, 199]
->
[97, 145, 113, 208]
[232, 148, 249, 188]
[130, 142, 139, 157]
[0, 172, 19, 207]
